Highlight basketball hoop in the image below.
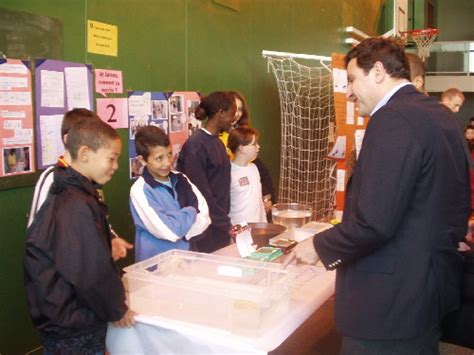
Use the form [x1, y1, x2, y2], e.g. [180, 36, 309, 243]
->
[402, 28, 438, 62]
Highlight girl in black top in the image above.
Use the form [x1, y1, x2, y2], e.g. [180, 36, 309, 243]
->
[177, 91, 236, 252]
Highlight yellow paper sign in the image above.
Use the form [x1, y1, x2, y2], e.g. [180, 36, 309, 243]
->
[87, 20, 118, 57]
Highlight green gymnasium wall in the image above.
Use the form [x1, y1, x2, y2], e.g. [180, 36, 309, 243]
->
[0, 1, 380, 353]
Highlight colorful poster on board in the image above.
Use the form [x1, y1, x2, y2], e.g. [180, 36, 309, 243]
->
[168, 91, 201, 166]
[128, 91, 168, 179]
[127, 91, 200, 179]
[0, 59, 34, 177]
[34, 59, 94, 169]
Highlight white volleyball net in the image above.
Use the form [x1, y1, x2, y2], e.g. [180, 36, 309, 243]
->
[262, 50, 336, 221]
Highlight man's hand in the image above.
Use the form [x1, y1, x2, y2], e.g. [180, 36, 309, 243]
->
[281, 236, 320, 268]
[111, 237, 134, 261]
[113, 309, 136, 328]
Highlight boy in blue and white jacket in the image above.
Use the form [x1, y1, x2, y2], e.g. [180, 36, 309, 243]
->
[130, 125, 210, 261]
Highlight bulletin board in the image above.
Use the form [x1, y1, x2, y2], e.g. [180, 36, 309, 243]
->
[169, 91, 201, 165]
[0, 59, 35, 180]
[331, 53, 369, 219]
[128, 91, 201, 179]
[0, 8, 63, 191]
[128, 91, 168, 179]
[34, 59, 94, 169]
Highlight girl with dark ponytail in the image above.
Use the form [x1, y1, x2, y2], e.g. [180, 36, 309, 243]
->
[177, 91, 236, 253]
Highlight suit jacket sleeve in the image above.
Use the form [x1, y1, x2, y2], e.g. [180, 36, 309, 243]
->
[314, 108, 423, 268]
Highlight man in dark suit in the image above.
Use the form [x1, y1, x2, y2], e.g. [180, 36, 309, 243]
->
[287, 38, 471, 354]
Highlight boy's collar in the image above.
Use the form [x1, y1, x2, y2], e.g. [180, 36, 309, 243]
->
[142, 167, 178, 188]
[57, 155, 69, 167]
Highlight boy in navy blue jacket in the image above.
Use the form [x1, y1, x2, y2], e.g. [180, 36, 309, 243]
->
[24, 117, 135, 353]
[130, 125, 210, 261]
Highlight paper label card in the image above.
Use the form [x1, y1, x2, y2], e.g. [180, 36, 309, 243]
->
[333, 68, 347, 93]
[95, 69, 123, 96]
[87, 20, 118, 57]
[97, 98, 128, 129]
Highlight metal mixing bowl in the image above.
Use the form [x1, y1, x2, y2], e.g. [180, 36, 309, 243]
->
[248, 222, 286, 248]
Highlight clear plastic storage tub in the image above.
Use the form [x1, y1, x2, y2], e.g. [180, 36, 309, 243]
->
[123, 250, 293, 336]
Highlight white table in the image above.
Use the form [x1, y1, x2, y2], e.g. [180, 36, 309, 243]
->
[107, 226, 336, 354]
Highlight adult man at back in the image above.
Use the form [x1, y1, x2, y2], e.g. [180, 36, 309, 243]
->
[441, 88, 465, 113]
[287, 38, 470, 354]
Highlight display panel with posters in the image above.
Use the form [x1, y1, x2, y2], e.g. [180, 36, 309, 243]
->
[128, 91, 168, 179]
[34, 59, 94, 169]
[330, 53, 369, 220]
[0, 59, 34, 177]
[168, 91, 201, 167]
[128, 91, 200, 179]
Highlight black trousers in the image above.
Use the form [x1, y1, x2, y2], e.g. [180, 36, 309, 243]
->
[341, 324, 441, 355]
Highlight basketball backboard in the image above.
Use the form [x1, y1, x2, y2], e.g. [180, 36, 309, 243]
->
[395, 0, 408, 36]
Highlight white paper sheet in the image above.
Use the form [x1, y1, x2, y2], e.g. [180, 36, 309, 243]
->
[332, 68, 347, 93]
[39, 114, 64, 166]
[0, 63, 28, 75]
[235, 228, 256, 257]
[0, 92, 32, 106]
[3, 120, 22, 130]
[0, 110, 26, 118]
[336, 169, 346, 191]
[41, 70, 64, 108]
[65, 67, 91, 110]
[128, 92, 151, 117]
[0, 76, 28, 90]
[346, 101, 355, 125]
[355, 129, 366, 159]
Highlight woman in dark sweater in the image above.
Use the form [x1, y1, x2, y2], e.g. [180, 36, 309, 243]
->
[177, 91, 236, 252]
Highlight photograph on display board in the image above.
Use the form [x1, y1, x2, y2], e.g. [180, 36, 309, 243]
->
[187, 100, 201, 135]
[129, 115, 148, 140]
[170, 113, 184, 133]
[152, 100, 168, 119]
[130, 156, 143, 180]
[34, 59, 94, 170]
[3, 146, 32, 175]
[149, 118, 169, 135]
[169, 95, 183, 114]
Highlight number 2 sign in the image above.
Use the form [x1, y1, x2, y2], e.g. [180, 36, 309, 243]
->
[96, 98, 128, 129]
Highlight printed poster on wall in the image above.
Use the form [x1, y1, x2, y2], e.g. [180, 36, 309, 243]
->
[168, 91, 201, 165]
[128, 91, 166, 179]
[0, 59, 34, 177]
[87, 20, 118, 57]
[34, 59, 94, 169]
[127, 91, 200, 179]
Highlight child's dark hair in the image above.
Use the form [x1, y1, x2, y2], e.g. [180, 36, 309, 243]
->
[229, 91, 250, 127]
[228, 126, 259, 154]
[195, 91, 235, 121]
[135, 125, 170, 160]
[61, 108, 99, 140]
[65, 118, 119, 160]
